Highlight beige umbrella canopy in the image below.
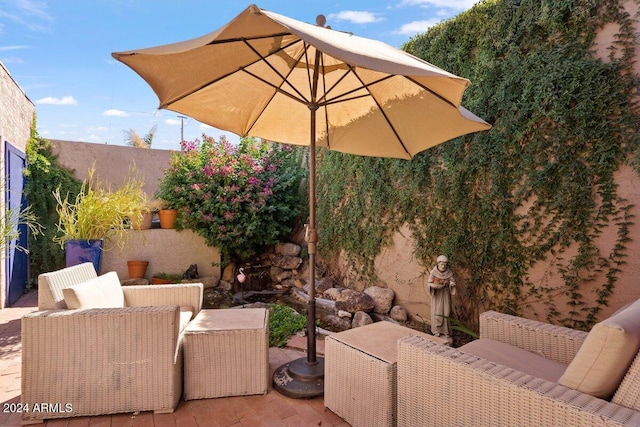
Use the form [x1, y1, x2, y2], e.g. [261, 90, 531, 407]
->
[112, 3, 490, 398]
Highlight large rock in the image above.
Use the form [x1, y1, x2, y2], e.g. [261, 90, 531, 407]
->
[270, 266, 294, 283]
[364, 286, 395, 314]
[272, 255, 303, 270]
[275, 242, 302, 257]
[322, 314, 351, 332]
[316, 277, 334, 294]
[222, 263, 236, 282]
[334, 289, 375, 313]
[390, 305, 408, 322]
[352, 311, 373, 328]
[323, 287, 342, 301]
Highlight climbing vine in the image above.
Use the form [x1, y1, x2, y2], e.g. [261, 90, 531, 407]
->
[24, 117, 82, 281]
[316, 0, 639, 330]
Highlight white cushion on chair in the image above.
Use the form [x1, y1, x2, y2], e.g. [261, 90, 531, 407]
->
[62, 271, 125, 309]
[558, 299, 640, 399]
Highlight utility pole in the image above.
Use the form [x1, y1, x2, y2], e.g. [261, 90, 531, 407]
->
[177, 115, 187, 142]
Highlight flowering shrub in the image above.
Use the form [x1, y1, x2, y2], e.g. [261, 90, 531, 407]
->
[156, 135, 306, 263]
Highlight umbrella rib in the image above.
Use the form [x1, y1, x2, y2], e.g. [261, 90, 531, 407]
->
[204, 32, 292, 46]
[161, 35, 306, 108]
[351, 68, 411, 157]
[242, 38, 311, 104]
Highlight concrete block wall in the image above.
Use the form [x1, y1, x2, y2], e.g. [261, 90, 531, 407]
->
[1, 62, 35, 309]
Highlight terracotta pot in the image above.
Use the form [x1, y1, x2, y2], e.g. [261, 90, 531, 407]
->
[158, 209, 178, 229]
[127, 260, 149, 279]
[151, 277, 173, 285]
[131, 211, 153, 230]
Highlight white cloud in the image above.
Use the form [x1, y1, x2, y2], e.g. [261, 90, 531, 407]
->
[199, 123, 213, 130]
[0, 57, 24, 64]
[35, 96, 77, 105]
[165, 118, 181, 126]
[102, 109, 129, 117]
[394, 19, 442, 35]
[0, 45, 29, 51]
[328, 11, 384, 24]
[0, 0, 54, 32]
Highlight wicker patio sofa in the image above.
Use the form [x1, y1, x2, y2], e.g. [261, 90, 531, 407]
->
[21, 262, 203, 425]
[397, 304, 640, 426]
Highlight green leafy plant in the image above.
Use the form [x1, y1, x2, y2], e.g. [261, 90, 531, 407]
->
[152, 272, 183, 281]
[438, 315, 479, 340]
[53, 167, 147, 251]
[0, 202, 43, 255]
[156, 135, 306, 264]
[316, 0, 639, 332]
[24, 118, 82, 277]
[268, 303, 307, 348]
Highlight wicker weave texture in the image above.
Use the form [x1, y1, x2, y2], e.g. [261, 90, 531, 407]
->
[123, 283, 203, 312]
[21, 306, 182, 424]
[613, 352, 640, 411]
[37, 262, 97, 310]
[183, 309, 269, 400]
[325, 335, 396, 427]
[397, 335, 640, 427]
[480, 310, 587, 365]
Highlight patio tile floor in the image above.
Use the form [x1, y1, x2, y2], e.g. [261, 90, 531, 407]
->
[0, 291, 348, 427]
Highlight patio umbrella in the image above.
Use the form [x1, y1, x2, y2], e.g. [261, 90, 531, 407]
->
[112, 3, 491, 398]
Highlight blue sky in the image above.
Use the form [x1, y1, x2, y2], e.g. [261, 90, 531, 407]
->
[1, 0, 478, 150]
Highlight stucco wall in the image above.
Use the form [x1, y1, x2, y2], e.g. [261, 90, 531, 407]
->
[49, 139, 171, 197]
[339, 1, 640, 325]
[101, 229, 220, 283]
[1, 62, 35, 309]
[49, 140, 221, 284]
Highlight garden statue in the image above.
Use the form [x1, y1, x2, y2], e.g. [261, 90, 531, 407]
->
[427, 255, 456, 339]
[236, 267, 246, 284]
[183, 264, 199, 280]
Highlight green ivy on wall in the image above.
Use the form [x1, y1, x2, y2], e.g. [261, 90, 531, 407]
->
[24, 118, 81, 281]
[316, 0, 639, 330]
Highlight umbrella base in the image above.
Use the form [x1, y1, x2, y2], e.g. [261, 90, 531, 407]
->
[272, 356, 324, 398]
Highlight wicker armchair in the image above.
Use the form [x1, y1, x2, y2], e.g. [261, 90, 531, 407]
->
[21, 263, 203, 425]
[398, 309, 640, 427]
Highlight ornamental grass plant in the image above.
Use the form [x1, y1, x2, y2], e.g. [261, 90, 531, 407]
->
[53, 167, 147, 251]
[156, 135, 306, 264]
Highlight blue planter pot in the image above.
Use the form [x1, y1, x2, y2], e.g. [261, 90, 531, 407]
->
[65, 239, 104, 273]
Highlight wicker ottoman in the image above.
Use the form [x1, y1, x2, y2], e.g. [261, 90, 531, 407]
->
[325, 321, 447, 427]
[183, 308, 269, 400]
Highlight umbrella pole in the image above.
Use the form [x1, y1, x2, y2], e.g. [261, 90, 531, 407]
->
[272, 54, 325, 399]
[306, 115, 318, 365]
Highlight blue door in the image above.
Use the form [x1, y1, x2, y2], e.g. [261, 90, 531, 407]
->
[5, 143, 28, 306]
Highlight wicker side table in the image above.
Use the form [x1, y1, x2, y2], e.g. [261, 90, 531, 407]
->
[183, 308, 269, 400]
[325, 321, 447, 427]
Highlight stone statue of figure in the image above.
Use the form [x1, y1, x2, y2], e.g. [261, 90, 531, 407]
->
[428, 255, 456, 338]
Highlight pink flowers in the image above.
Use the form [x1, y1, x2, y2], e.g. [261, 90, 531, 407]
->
[156, 134, 306, 262]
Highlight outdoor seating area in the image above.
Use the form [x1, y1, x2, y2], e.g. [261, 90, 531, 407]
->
[3, 263, 349, 426]
[4, 262, 640, 426]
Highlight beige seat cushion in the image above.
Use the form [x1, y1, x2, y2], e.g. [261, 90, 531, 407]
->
[62, 271, 125, 309]
[460, 338, 567, 383]
[558, 299, 640, 399]
[179, 306, 195, 332]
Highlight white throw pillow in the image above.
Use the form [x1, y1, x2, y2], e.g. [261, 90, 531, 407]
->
[558, 299, 640, 399]
[62, 271, 125, 309]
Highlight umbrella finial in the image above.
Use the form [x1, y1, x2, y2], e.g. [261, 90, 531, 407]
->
[316, 14, 327, 27]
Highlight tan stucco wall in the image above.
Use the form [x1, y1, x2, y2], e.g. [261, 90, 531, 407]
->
[49, 139, 171, 197]
[340, 1, 640, 325]
[49, 140, 221, 284]
[1, 62, 35, 309]
[101, 229, 220, 283]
